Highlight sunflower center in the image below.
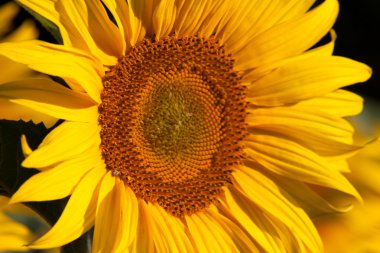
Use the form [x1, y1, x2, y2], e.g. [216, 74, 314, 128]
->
[98, 35, 248, 217]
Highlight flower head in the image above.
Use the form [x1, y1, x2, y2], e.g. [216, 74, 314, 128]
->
[0, 0, 371, 252]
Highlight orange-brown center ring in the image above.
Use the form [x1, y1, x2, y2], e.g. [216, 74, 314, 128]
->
[98, 35, 248, 217]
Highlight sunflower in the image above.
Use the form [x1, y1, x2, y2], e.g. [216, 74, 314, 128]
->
[0, 0, 371, 252]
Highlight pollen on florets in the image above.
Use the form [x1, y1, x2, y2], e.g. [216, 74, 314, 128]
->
[98, 35, 248, 217]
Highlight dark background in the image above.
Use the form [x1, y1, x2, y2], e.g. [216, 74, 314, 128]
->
[333, 0, 379, 102]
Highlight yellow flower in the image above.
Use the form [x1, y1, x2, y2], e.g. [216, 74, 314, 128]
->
[316, 116, 380, 253]
[0, 0, 371, 252]
[0, 196, 60, 253]
[0, 196, 33, 252]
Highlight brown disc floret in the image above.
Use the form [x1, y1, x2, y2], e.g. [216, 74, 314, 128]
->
[98, 35, 248, 217]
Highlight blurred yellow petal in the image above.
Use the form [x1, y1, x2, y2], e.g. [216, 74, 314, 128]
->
[0, 2, 19, 36]
[0, 215, 31, 251]
[2, 20, 39, 43]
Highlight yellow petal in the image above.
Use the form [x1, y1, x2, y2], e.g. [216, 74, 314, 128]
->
[17, 0, 120, 65]
[11, 99, 97, 123]
[247, 106, 355, 144]
[208, 205, 260, 253]
[247, 107, 362, 156]
[103, 0, 158, 47]
[22, 121, 100, 168]
[100, 0, 129, 52]
[10, 154, 98, 203]
[16, 0, 71, 44]
[0, 40, 103, 103]
[153, 0, 176, 39]
[186, 211, 238, 252]
[0, 98, 57, 128]
[29, 165, 105, 249]
[197, 1, 231, 38]
[221, 0, 316, 54]
[0, 55, 33, 84]
[246, 56, 371, 106]
[147, 203, 194, 253]
[223, 188, 286, 253]
[234, 0, 338, 70]
[2, 19, 39, 43]
[0, 196, 37, 216]
[326, 159, 350, 173]
[0, 2, 19, 36]
[0, 215, 32, 250]
[130, 200, 154, 253]
[273, 174, 352, 216]
[113, 185, 138, 252]
[125, 0, 148, 46]
[174, 0, 213, 36]
[243, 30, 337, 83]
[83, 1, 124, 58]
[93, 172, 118, 253]
[0, 78, 95, 121]
[0, 235, 30, 251]
[245, 134, 361, 200]
[55, 1, 123, 63]
[294, 89, 364, 117]
[233, 167, 323, 252]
